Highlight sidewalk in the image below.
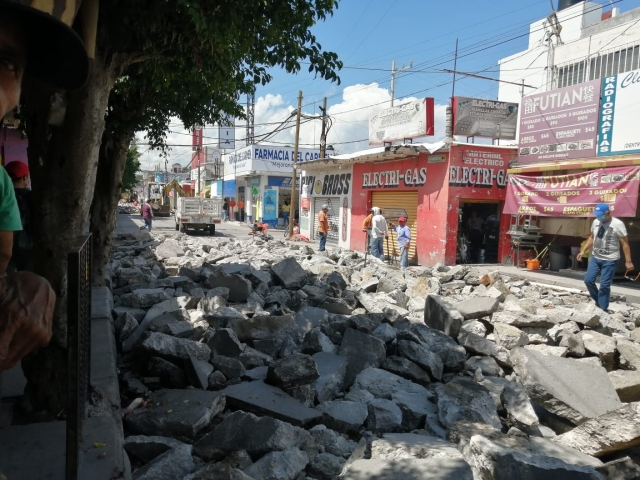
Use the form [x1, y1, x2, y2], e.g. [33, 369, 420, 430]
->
[0, 287, 129, 480]
[494, 265, 640, 305]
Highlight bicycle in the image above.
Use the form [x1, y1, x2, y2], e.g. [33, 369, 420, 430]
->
[284, 220, 299, 239]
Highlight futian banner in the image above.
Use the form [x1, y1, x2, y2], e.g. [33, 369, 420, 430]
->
[504, 166, 640, 217]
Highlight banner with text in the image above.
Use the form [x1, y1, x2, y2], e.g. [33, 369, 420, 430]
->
[519, 79, 601, 164]
[453, 97, 519, 140]
[369, 98, 434, 145]
[504, 166, 640, 217]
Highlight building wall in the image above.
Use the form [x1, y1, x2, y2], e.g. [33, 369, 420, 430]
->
[300, 166, 353, 249]
[445, 145, 517, 265]
[349, 146, 517, 266]
[351, 155, 449, 265]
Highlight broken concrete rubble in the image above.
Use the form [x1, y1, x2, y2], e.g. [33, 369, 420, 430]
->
[110, 232, 640, 480]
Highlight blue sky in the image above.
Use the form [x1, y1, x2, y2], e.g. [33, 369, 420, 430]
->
[140, 0, 640, 169]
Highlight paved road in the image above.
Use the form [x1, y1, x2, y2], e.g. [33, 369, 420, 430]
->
[115, 213, 289, 240]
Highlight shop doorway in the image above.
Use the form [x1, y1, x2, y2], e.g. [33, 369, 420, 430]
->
[457, 201, 501, 264]
[313, 197, 340, 246]
[371, 191, 419, 264]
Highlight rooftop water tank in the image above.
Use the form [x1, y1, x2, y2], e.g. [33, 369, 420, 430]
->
[558, 0, 582, 11]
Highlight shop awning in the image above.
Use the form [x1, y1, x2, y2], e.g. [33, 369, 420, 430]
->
[301, 141, 447, 170]
[504, 165, 640, 218]
[508, 155, 640, 174]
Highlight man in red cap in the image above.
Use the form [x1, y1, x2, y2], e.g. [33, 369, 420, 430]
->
[0, 0, 89, 373]
[389, 216, 411, 269]
[4, 161, 32, 272]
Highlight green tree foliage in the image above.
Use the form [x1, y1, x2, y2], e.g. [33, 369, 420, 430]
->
[122, 145, 141, 191]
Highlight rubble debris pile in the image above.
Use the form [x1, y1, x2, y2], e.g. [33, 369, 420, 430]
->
[111, 232, 640, 479]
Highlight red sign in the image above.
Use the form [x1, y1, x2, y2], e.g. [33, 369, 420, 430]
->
[518, 79, 601, 164]
[192, 128, 203, 151]
[504, 166, 640, 217]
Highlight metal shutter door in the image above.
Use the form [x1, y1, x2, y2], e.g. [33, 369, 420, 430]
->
[313, 197, 340, 245]
[371, 191, 419, 263]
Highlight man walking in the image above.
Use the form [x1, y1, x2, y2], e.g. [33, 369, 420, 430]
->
[317, 204, 329, 251]
[577, 203, 634, 312]
[141, 198, 154, 231]
[390, 217, 411, 269]
[370, 207, 388, 260]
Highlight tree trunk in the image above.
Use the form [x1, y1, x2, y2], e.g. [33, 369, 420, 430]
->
[90, 130, 133, 285]
[20, 49, 120, 416]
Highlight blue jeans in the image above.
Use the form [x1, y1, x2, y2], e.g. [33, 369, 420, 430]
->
[318, 232, 326, 251]
[144, 218, 153, 231]
[399, 246, 409, 269]
[584, 256, 617, 311]
[283, 212, 290, 225]
[371, 237, 384, 259]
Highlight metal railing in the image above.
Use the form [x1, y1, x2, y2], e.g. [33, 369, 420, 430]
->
[555, 39, 640, 89]
[66, 234, 92, 480]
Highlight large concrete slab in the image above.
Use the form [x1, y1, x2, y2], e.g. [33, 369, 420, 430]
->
[222, 380, 322, 427]
[510, 347, 622, 426]
[342, 457, 473, 479]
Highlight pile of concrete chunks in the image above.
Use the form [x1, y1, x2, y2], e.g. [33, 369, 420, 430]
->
[109, 231, 640, 480]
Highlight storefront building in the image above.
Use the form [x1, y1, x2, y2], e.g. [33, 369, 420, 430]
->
[299, 163, 354, 250]
[221, 144, 321, 226]
[331, 143, 517, 266]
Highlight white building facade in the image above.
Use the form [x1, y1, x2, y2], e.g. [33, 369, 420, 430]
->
[219, 144, 322, 225]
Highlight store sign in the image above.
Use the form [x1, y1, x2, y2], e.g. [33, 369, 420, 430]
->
[597, 70, 640, 156]
[449, 150, 508, 188]
[226, 145, 321, 174]
[368, 98, 435, 145]
[453, 97, 518, 140]
[267, 176, 301, 188]
[301, 173, 352, 196]
[218, 115, 235, 150]
[504, 166, 640, 217]
[248, 176, 261, 187]
[519, 79, 600, 164]
[263, 189, 277, 221]
[361, 168, 427, 189]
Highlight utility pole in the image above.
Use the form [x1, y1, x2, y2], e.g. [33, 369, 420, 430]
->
[451, 39, 459, 104]
[390, 60, 413, 107]
[197, 145, 201, 198]
[288, 91, 303, 239]
[319, 97, 328, 158]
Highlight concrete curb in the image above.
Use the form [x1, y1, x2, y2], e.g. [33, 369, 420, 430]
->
[83, 286, 131, 480]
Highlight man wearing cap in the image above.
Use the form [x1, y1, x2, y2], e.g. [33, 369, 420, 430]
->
[4, 161, 32, 272]
[390, 217, 411, 269]
[317, 204, 329, 251]
[577, 203, 634, 312]
[0, 0, 89, 373]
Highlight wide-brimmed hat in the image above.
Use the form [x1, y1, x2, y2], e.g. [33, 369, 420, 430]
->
[2, 0, 90, 89]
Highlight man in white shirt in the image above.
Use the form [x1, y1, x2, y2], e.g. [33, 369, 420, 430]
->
[577, 203, 634, 312]
[370, 207, 388, 260]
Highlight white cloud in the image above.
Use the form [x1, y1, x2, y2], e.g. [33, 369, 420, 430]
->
[137, 82, 449, 168]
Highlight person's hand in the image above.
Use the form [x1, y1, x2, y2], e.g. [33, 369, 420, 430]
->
[626, 260, 635, 271]
[576, 252, 584, 262]
[0, 272, 55, 371]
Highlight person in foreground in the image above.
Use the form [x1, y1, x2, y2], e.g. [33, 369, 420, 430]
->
[370, 207, 388, 260]
[577, 203, 634, 313]
[390, 216, 411, 269]
[141, 198, 154, 231]
[0, 0, 89, 372]
[317, 204, 329, 251]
